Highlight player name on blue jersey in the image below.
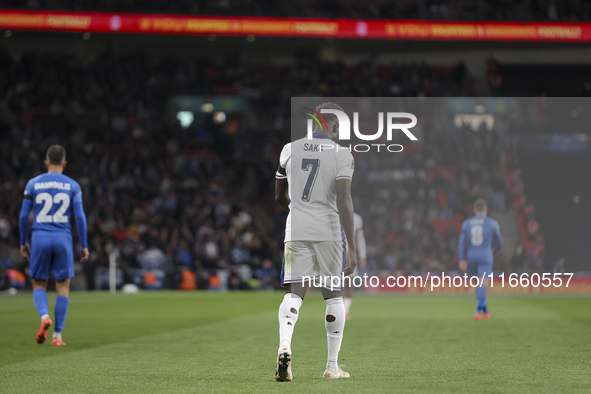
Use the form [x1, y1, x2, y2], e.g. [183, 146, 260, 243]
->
[32, 181, 72, 191]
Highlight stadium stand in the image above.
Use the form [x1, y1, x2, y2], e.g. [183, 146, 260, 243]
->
[0, 0, 589, 21]
[2, 51, 587, 289]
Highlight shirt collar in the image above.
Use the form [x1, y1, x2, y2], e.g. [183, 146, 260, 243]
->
[312, 133, 332, 140]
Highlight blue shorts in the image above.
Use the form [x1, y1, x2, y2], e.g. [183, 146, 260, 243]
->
[30, 231, 74, 281]
[467, 260, 493, 279]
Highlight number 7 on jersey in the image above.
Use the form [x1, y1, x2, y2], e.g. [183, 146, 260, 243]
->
[301, 159, 320, 202]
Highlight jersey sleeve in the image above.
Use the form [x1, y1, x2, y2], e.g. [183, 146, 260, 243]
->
[457, 220, 468, 261]
[276, 143, 291, 179]
[72, 181, 83, 203]
[19, 180, 35, 245]
[72, 182, 88, 249]
[336, 150, 355, 181]
[23, 179, 34, 200]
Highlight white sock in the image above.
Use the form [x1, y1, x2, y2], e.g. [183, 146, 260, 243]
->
[344, 297, 352, 314]
[53, 332, 62, 340]
[325, 297, 346, 370]
[278, 293, 303, 353]
[41, 314, 49, 322]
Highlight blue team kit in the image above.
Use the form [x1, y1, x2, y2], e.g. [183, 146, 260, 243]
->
[458, 214, 503, 314]
[458, 215, 503, 273]
[19, 173, 88, 280]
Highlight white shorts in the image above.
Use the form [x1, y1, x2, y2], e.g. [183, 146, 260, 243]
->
[281, 241, 345, 288]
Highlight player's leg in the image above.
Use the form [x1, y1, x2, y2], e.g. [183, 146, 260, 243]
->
[467, 261, 482, 320]
[278, 283, 305, 353]
[476, 262, 493, 319]
[321, 287, 349, 378]
[50, 234, 74, 346]
[343, 237, 354, 317]
[30, 233, 53, 344]
[52, 279, 70, 345]
[275, 241, 311, 381]
[32, 279, 49, 321]
[33, 278, 52, 344]
[343, 260, 358, 318]
[278, 242, 309, 352]
[317, 241, 349, 379]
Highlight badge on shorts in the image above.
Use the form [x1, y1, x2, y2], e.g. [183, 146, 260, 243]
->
[351, 160, 355, 169]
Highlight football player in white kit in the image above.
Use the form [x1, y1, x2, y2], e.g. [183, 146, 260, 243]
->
[274, 102, 357, 381]
[344, 212, 367, 319]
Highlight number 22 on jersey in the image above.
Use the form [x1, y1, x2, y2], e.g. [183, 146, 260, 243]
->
[35, 192, 70, 223]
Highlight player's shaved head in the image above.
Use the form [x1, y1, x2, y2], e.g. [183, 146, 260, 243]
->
[474, 198, 488, 214]
[46, 145, 66, 165]
[316, 102, 344, 125]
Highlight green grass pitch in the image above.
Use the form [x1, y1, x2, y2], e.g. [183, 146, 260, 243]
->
[1, 292, 590, 393]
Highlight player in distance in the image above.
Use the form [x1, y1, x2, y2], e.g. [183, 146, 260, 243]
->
[275, 102, 357, 381]
[19, 145, 88, 346]
[458, 198, 503, 320]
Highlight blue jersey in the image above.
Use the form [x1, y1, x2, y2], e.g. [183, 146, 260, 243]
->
[458, 215, 503, 264]
[20, 172, 87, 248]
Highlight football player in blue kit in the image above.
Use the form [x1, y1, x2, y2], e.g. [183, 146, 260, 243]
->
[19, 145, 88, 345]
[458, 199, 503, 320]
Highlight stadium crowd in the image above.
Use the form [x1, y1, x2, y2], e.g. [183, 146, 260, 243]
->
[2, 0, 589, 22]
[352, 115, 507, 276]
[0, 53, 508, 290]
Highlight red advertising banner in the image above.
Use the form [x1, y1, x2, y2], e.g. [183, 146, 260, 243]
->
[0, 9, 590, 42]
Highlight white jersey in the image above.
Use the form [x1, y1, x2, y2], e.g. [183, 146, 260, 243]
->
[276, 134, 355, 243]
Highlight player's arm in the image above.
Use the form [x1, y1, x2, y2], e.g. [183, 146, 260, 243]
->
[337, 179, 357, 276]
[457, 223, 467, 272]
[275, 145, 290, 213]
[19, 194, 33, 260]
[275, 178, 289, 213]
[72, 184, 89, 262]
[492, 222, 503, 255]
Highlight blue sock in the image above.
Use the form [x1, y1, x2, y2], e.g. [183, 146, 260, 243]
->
[476, 286, 488, 312]
[33, 289, 49, 318]
[54, 296, 70, 334]
[477, 298, 487, 312]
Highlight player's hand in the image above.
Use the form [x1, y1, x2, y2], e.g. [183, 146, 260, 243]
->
[20, 244, 31, 260]
[80, 248, 89, 262]
[459, 260, 467, 272]
[359, 258, 367, 270]
[342, 248, 358, 276]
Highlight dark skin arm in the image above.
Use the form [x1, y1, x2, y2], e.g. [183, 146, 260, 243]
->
[336, 178, 357, 276]
[275, 178, 290, 213]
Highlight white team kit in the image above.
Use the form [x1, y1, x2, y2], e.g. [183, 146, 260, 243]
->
[276, 133, 355, 287]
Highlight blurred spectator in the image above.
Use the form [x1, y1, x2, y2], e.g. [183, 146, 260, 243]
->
[553, 257, 565, 274]
[258, 259, 278, 290]
[138, 246, 167, 271]
[510, 240, 525, 272]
